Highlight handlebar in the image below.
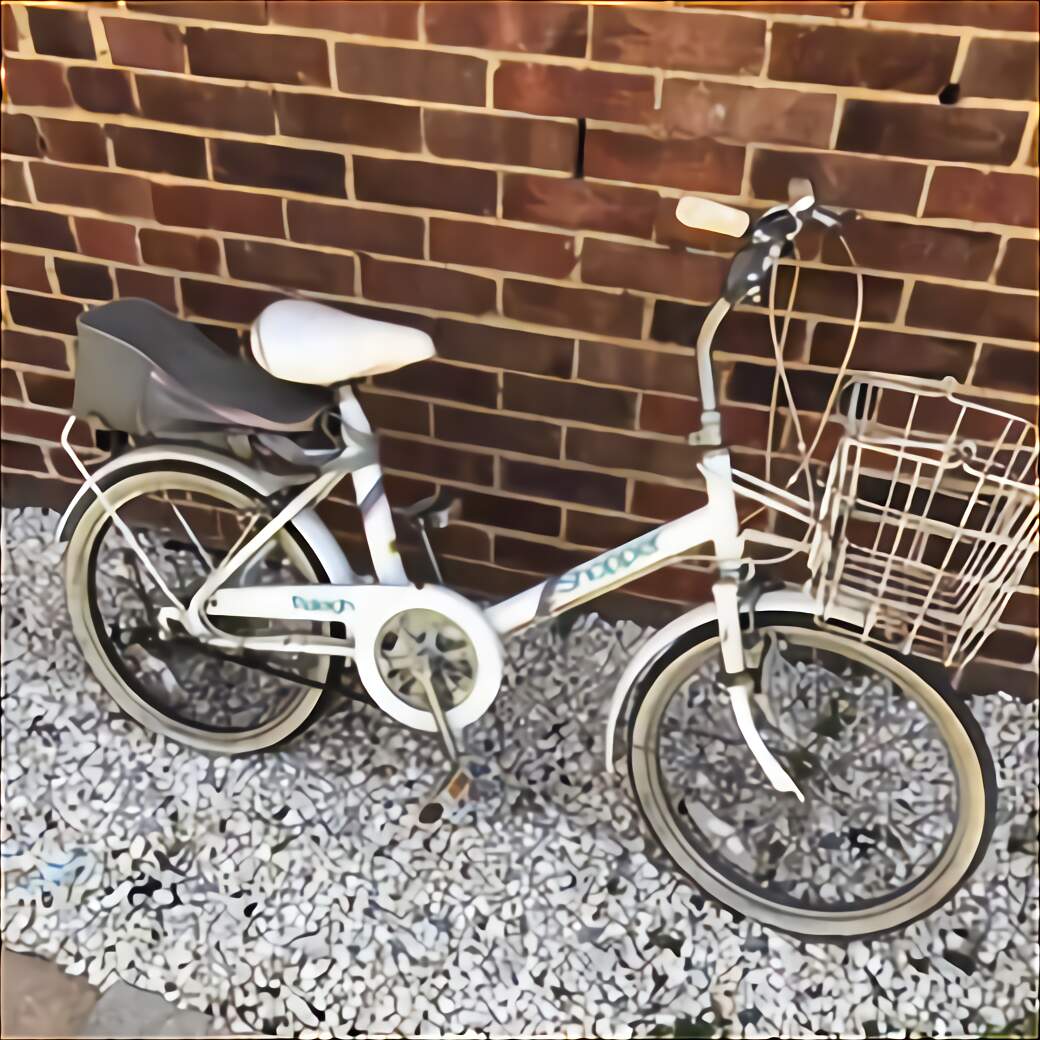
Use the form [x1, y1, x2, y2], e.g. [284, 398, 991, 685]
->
[679, 178, 857, 449]
[675, 178, 848, 306]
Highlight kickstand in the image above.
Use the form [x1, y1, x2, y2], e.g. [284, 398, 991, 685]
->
[412, 664, 472, 825]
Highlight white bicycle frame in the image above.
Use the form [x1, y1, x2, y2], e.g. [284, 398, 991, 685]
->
[106, 296, 804, 795]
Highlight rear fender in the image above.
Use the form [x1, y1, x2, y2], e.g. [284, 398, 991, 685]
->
[54, 443, 355, 583]
[603, 587, 866, 771]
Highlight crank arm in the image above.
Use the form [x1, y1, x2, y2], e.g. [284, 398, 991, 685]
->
[726, 675, 804, 801]
[412, 666, 472, 824]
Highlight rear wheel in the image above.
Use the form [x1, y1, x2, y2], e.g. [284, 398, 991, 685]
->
[63, 463, 343, 754]
[627, 613, 996, 941]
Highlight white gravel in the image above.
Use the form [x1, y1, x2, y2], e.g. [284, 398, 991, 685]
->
[2, 505, 1037, 1038]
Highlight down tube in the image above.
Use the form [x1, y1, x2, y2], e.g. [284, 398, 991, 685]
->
[487, 505, 721, 636]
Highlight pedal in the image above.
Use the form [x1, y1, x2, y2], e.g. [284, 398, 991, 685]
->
[399, 489, 461, 531]
[410, 661, 473, 825]
[418, 764, 472, 825]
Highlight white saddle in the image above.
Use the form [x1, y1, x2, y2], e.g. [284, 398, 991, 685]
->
[250, 299, 435, 386]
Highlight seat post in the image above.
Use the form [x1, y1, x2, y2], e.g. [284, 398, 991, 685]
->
[337, 386, 408, 586]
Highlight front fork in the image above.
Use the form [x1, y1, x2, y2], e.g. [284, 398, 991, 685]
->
[703, 449, 805, 800]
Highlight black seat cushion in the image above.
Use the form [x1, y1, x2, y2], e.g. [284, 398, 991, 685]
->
[77, 299, 329, 433]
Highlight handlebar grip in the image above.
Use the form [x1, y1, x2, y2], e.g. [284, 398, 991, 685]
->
[675, 196, 750, 238]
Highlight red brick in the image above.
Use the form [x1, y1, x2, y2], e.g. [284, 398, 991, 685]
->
[355, 389, 430, 436]
[226, 239, 355, 295]
[648, 300, 803, 357]
[906, 283, 1038, 343]
[2, 114, 41, 158]
[750, 148, 927, 215]
[103, 16, 185, 72]
[501, 458, 626, 510]
[769, 23, 956, 93]
[55, 258, 113, 300]
[6, 291, 83, 335]
[381, 435, 494, 487]
[585, 130, 745, 195]
[426, 2, 586, 56]
[493, 535, 584, 575]
[494, 62, 654, 124]
[2, 2, 20, 53]
[22, 370, 74, 410]
[1, 330, 69, 370]
[271, 1, 419, 38]
[974, 346, 1040, 396]
[374, 359, 498, 409]
[1, 368, 22, 401]
[26, 5, 94, 59]
[287, 200, 424, 259]
[34, 118, 106, 166]
[3, 57, 72, 108]
[276, 92, 421, 151]
[354, 156, 497, 217]
[140, 228, 220, 274]
[1, 161, 31, 203]
[74, 217, 139, 265]
[661, 78, 835, 149]
[430, 219, 576, 278]
[425, 109, 577, 172]
[335, 42, 485, 106]
[837, 101, 1027, 165]
[2, 203, 75, 251]
[996, 239, 1039, 292]
[135, 74, 275, 135]
[212, 139, 346, 198]
[582, 239, 727, 302]
[180, 279, 279, 324]
[434, 320, 574, 378]
[578, 340, 699, 396]
[772, 265, 903, 322]
[727, 361, 834, 413]
[639, 393, 699, 436]
[185, 26, 330, 87]
[504, 372, 638, 428]
[592, 6, 764, 74]
[31, 163, 154, 219]
[810, 324, 973, 380]
[115, 269, 176, 311]
[435, 404, 561, 459]
[152, 184, 285, 237]
[441, 555, 541, 595]
[108, 124, 208, 179]
[502, 174, 658, 239]
[822, 218, 1000, 280]
[127, 1, 267, 24]
[361, 256, 496, 316]
[567, 427, 699, 481]
[924, 168, 1039, 228]
[2, 250, 50, 292]
[2, 403, 92, 445]
[67, 67, 137, 115]
[960, 38, 1038, 102]
[862, 2, 1038, 32]
[1, 440, 47, 473]
[503, 279, 644, 338]
[565, 510, 655, 550]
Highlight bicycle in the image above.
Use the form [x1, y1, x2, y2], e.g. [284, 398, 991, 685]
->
[55, 178, 1038, 941]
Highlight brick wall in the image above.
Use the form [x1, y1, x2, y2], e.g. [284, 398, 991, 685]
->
[2, 1, 1037, 695]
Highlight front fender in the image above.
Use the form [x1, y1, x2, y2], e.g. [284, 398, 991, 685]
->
[54, 443, 355, 583]
[603, 587, 866, 772]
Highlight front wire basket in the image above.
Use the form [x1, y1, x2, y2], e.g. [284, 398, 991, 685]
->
[807, 374, 1039, 678]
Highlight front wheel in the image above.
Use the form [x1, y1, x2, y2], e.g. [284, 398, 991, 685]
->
[626, 613, 996, 941]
